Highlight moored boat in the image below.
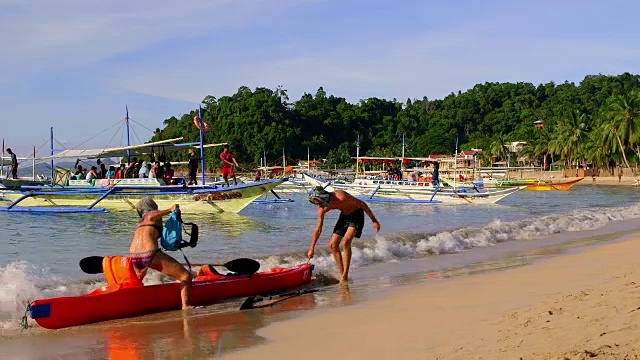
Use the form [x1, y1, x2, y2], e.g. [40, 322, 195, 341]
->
[523, 177, 584, 191]
[29, 262, 313, 329]
[304, 174, 522, 205]
[0, 178, 286, 213]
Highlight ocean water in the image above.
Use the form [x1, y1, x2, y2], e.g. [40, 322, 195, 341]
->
[1, 183, 640, 352]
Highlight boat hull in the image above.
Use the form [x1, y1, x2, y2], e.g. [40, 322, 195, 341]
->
[0, 179, 285, 213]
[304, 174, 521, 204]
[29, 263, 313, 329]
[524, 178, 584, 191]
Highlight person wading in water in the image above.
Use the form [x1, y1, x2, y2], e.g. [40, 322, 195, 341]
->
[307, 187, 380, 283]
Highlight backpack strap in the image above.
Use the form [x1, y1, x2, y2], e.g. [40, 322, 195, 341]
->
[179, 248, 192, 274]
[182, 222, 198, 248]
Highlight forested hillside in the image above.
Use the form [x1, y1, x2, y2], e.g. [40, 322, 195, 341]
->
[151, 73, 640, 173]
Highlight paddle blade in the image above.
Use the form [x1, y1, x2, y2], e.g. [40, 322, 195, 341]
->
[79, 256, 104, 274]
[221, 258, 260, 275]
[239, 296, 259, 310]
[239, 289, 319, 311]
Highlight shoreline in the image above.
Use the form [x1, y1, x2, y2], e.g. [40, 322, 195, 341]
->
[222, 234, 640, 360]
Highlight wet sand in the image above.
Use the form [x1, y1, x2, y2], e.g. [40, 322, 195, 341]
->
[222, 235, 640, 360]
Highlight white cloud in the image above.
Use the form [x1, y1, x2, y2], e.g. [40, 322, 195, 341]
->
[0, 0, 319, 74]
[1, 0, 639, 155]
[106, 24, 640, 104]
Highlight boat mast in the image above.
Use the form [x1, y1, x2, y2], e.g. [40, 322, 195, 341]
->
[1, 138, 4, 178]
[125, 106, 131, 165]
[198, 105, 206, 185]
[401, 133, 405, 178]
[282, 147, 286, 175]
[355, 135, 360, 179]
[32, 146, 36, 180]
[453, 136, 458, 190]
[50, 127, 54, 182]
[307, 147, 310, 173]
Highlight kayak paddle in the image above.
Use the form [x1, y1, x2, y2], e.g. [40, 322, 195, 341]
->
[240, 288, 319, 310]
[79, 256, 261, 275]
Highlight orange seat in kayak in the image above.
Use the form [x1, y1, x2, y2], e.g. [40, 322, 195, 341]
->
[195, 265, 225, 281]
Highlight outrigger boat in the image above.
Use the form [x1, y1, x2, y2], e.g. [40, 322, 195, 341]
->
[303, 174, 522, 205]
[444, 177, 583, 191]
[0, 177, 285, 213]
[306, 135, 522, 205]
[440, 177, 539, 189]
[0, 109, 286, 214]
[522, 177, 584, 191]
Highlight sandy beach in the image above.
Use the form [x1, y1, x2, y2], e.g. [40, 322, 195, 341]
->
[223, 235, 640, 360]
[589, 175, 640, 187]
[503, 172, 639, 187]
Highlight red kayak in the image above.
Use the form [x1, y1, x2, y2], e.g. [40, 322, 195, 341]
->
[29, 263, 313, 329]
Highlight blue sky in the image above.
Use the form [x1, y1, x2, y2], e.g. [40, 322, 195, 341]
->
[1, 0, 638, 156]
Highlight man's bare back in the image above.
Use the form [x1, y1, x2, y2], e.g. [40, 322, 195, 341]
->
[321, 190, 366, 214]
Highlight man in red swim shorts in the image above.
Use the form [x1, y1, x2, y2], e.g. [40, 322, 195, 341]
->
[219, 144, 239, 186]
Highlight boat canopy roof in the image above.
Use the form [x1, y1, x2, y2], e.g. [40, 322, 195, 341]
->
[352, 156, 439, 162]
[39, 138, 228, 161]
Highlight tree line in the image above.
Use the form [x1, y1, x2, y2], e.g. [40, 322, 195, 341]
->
[150, 73, 640, 174]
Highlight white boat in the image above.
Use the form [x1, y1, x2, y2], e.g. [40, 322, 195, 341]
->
[303, 174, 522, 205]
[0, 115, 286, 213]
[0, 177, 285, 213]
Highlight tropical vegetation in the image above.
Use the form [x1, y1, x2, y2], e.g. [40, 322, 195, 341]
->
[151, 73, 640, 174]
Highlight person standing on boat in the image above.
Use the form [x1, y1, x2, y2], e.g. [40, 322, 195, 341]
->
[307, 186, 381, 284]
[432, 161, 440, 186]
[129, 197, 193, 310]
[6, 148, 18, 179]
[187, 149, 200, 185]
[219, 145, 239, 186]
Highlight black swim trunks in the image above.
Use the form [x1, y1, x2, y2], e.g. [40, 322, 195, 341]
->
[332, 208, 365, 238]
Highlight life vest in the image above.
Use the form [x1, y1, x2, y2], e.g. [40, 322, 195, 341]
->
[102, 256, 143, 287]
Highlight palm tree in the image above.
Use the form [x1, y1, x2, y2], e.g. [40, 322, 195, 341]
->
[489, 133, 509, 166]
[532, 129, 551, 170]
[557, 109, 591, 166]
[517, 143, 536, 166]
[515, 126, 539, 166]
[587, 127, 616, 173]
[602, 90, 640, 170]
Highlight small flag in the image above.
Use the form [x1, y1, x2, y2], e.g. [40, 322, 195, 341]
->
[357, 135, 360, 147]
[455, 136, 459, 153]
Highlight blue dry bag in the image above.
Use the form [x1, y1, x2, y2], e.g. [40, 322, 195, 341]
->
[161, 209, 184, 251]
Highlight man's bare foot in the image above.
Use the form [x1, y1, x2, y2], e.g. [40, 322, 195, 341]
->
[339, 277, 349, 284]
[182, 305, 196, 310]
